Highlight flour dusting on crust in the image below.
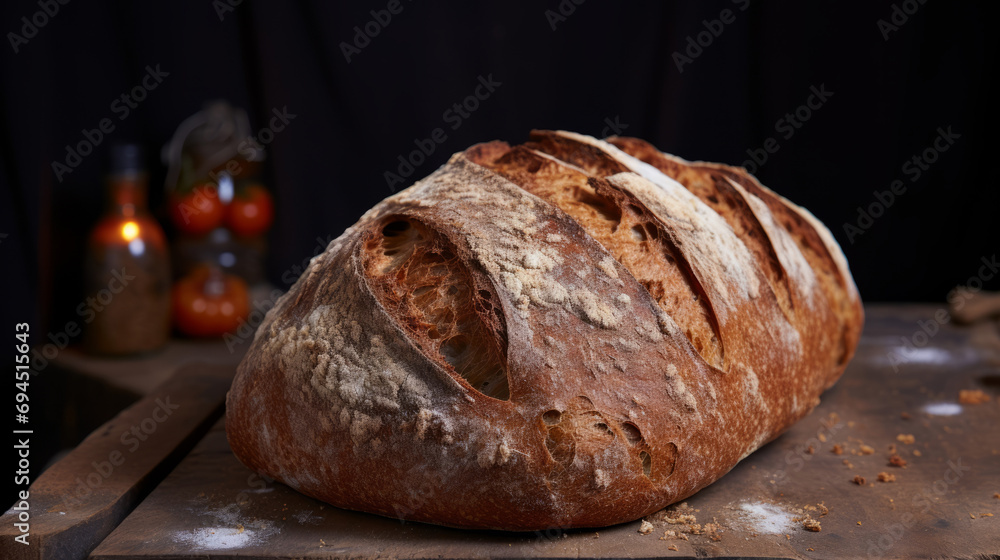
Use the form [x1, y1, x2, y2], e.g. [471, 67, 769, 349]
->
[604, 172, 761, 316]
[725, 177, 818, 305]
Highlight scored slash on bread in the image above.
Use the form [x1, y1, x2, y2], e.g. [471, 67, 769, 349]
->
[226, 131, 864, 531]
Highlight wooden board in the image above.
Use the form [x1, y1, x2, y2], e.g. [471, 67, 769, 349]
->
[0, 363, 234, 560]
[90, 305, 1000, 559]
[53, 340, 245, 397]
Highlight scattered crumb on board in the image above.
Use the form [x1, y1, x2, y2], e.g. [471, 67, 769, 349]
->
[644, 502, 722, 542]
[888, 454, 908, 468]
[959, 389, 990, 405]
[878, 472, 897, 482]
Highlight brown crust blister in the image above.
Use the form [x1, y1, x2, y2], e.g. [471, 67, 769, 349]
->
[226, 130, 864, 531]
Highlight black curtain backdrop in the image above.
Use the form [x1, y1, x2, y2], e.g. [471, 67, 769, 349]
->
[2, 0, 999, 336]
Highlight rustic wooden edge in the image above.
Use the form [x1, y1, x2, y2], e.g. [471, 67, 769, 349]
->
[85, 306, 1000, 559]
[0, 362, 234, 560]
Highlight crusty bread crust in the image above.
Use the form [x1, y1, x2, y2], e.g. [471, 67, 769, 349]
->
[226, 131, 863, 531]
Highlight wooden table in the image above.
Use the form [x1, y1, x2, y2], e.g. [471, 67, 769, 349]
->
[5, 305, 1000, 559]
[53, 339, 246, 397]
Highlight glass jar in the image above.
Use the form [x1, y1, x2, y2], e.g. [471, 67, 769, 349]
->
[83, 144, 171, 355]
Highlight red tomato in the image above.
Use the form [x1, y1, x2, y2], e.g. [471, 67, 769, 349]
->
[169, 183, 225, 235]
[171, 265, 250, 337]
[226, 184, 274, 237]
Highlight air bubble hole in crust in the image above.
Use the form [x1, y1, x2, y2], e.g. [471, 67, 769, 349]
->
[363, 216, 510, 400]
[640, 451, 652, 477]
[630, 225, 647, 242]
[542, 410, 562, 425]
[621, 422, 643, 445]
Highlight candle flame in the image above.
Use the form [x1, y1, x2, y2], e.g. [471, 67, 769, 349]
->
[121, 221, 140, 241]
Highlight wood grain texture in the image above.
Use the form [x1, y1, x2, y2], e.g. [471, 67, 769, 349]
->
[0, 363, 233, 560]
[92, 305, 1000, 559]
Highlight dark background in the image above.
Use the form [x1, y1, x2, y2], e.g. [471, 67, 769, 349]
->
[0, 0, 998, 505]
[3, 1, 999, 333]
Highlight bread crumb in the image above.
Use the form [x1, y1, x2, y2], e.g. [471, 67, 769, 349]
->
[236, 524, 244, 534]
[852, 475, 867, 485]
[877, 472, 896, 482]
[843, 459, 854, 469]
[803, 519, 822, 532]
[667, 544, 679, 551]
[667, 515, 698, 525]
[831, 444, 843, 455]
[994, 493, 1000, 499]
[857, 521, 862, 526]
[901, 412, 911, 420]
[703, 522, 722, 541]
[959, 389, 990, 404]
[818, 433, 827, 443]
[860, 444, 875, 455]
[896, 434, 915, 445]
[639, 520, 654, 534]
[806, 445, 815, 454]
[888, 454, 908, 468]
[817, 502, 829, 516]
[913, 449, 922, 456]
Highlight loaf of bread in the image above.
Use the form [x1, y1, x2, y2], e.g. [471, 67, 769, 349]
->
[226, 130, 863, 531]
